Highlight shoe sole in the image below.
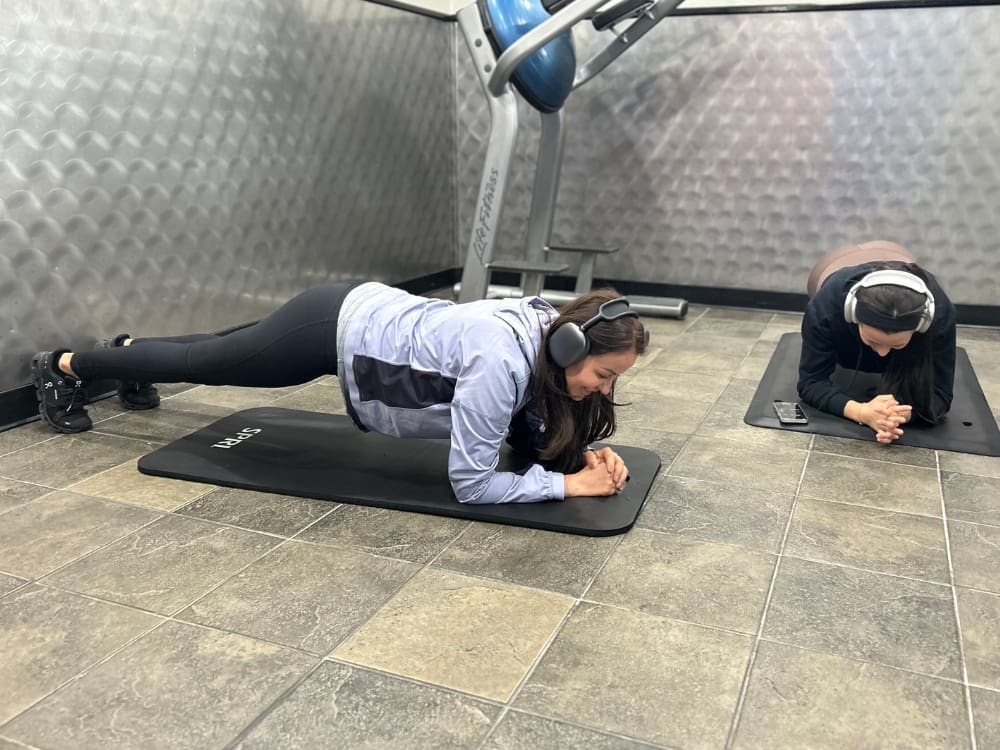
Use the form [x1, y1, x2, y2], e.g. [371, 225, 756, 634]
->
[118, 384, 160, 411]
[31, 354, 91, 434]
[120, 399, 160, 411]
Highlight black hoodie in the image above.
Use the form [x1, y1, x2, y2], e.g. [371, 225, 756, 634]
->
[797, 262, 956, 419]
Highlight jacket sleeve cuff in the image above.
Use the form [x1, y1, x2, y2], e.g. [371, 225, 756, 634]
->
[552, 472, 566, 501]
[829, 393, 851, 421]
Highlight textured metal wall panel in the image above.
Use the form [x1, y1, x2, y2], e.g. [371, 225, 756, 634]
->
[455, 7, 1000, 306]
[1, 0, 455, 391]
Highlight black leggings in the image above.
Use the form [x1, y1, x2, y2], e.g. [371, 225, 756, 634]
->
[71, 283, 357, 387]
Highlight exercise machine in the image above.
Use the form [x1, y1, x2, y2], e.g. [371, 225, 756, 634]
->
[371, 0, 689, 317]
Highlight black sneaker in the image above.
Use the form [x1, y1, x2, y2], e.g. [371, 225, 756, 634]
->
[32, 352, 93, 433]
[104, 334, 160, 410]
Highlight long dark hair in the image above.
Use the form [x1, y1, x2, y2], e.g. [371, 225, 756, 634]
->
[854, 262, 942, 424]
[532, 289, 647, 472]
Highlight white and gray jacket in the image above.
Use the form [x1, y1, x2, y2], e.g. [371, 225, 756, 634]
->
[336, 282, 562, 504]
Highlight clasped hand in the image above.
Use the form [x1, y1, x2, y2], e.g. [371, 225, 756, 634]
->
[860, 394, 912, 444]
[565, 447, 629, 497]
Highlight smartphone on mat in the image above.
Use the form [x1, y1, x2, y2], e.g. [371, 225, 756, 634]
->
[773, 400, 808, 425]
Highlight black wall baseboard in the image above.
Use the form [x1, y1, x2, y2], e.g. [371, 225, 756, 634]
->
[3, 268, 996, 434]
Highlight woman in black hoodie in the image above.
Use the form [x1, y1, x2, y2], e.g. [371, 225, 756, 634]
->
[798, 241, 956, 444]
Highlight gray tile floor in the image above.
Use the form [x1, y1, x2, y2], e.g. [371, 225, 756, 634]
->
[1, 305, 999, 750]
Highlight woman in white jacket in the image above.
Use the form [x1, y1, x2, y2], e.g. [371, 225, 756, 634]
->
[32, 282, 648, 504]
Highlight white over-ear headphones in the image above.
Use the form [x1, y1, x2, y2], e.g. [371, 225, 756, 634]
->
[843, 269, 935, 334]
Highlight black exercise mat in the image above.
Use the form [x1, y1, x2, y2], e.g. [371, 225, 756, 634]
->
[744, 333, 1000, 456]
[138, 407, 660, 536]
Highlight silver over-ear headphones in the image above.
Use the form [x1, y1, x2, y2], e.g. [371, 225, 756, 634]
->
[843, 269, 935, 334]
[547, 297, 639, 368]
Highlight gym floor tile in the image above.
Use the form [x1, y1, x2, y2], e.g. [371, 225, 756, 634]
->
[646, 333, 757, 374]
[85, 385, 189, 426]
[623, 367, 731, 403]
[234, 661, 499, 749]
[482, 711, 662, 750]
[758, 314, 803, 341]
[938, 449, 1000, 478]
[810, 433, 939, 467]
[784, 497, 950, 582]
[600, 426, 687, 466]
[696, 378, 813, 450]
[0, 476, 54, 514]
[1, 621, 314, 750]
[965, 341, 1000, 369]
[963, 339, 1000, 368]
[68, 459, 215, 511]
[0, 585, 161, 725]
[732, 339, 781, 381]
[682, 309, 774, 340]
[178, 486, 336, 537]
[0, 491, 160, 579]
[616, 395, 710, 437]
[296, 504, 468, 563]
[638, 474, 794, 553]
[732, 640, 970, 750]
[942, 471, 1000, 527]
[586, 528, 775, 634]
[798, 452, 942, 516]
[668, 435, 808, 495]
[958, 327, 1000, 344]
[629, 342, 671, 373]
[957, 587, 1000, 690]
[90, 399, 233, 443]
[41, 514, 280, 614]
[0, 574, 25, 597]
[980, 381, 1000, 411]
[514, 602, 752, 749]
[971, 687, 1000, 749]
[169, 383, 305, 410]
[272, 381, 347, 413]
[0, 431, 159, 489]
[432, 522, 618, 597]
[0, 421, 59, 456]
[948, 520, 1000, 594]
[642, 314, 693, 337]
[763, 556, 962, 678]
[178, 540, 418, 654]
[333, 568, 573, 702]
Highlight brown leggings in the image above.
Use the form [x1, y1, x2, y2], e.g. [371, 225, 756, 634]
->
[806, 240, 916, 297]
